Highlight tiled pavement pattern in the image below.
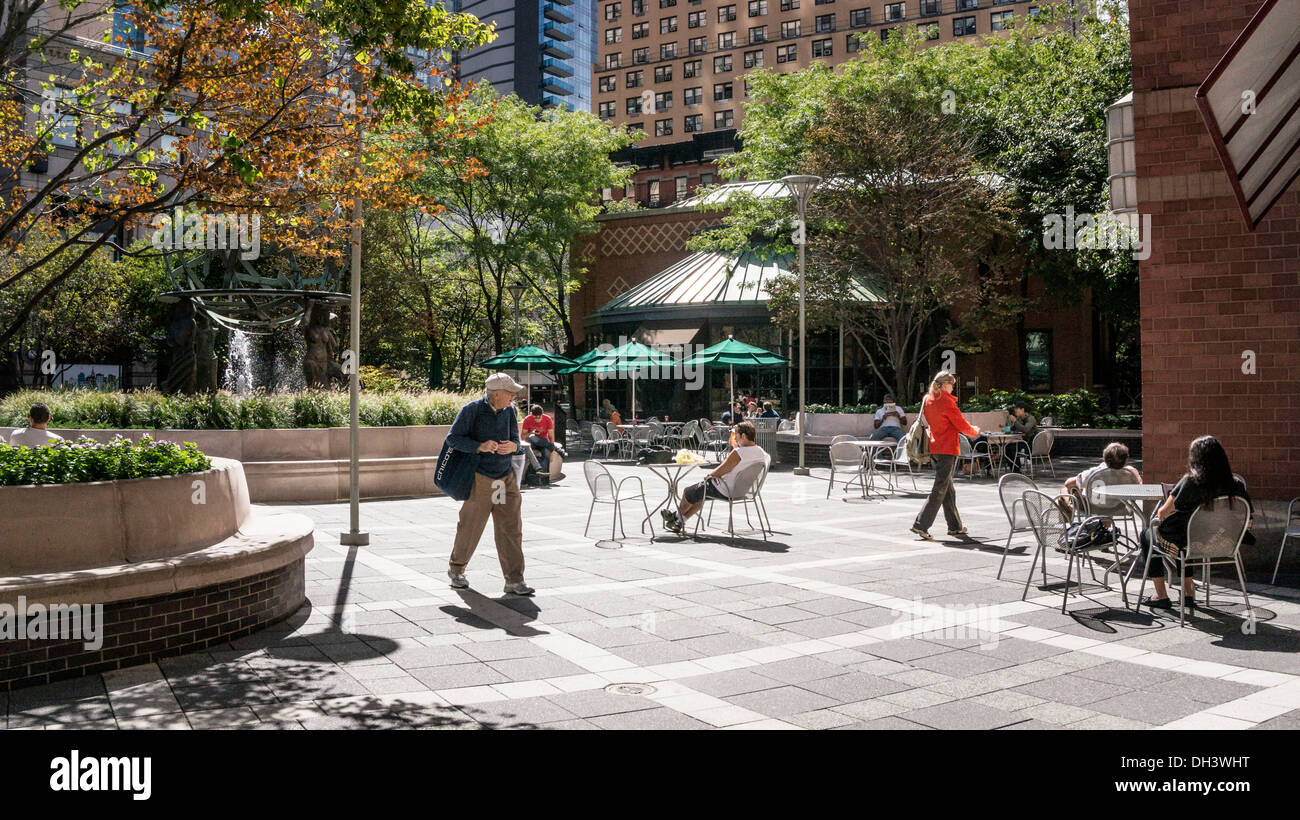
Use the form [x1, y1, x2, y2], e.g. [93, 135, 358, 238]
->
[6, 457, 1300, 730]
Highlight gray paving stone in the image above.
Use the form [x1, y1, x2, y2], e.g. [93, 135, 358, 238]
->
[589, 707, 711, 730]
[1086, 691, 1207, 724]
[903, 701, 1025, 730]
[751, 656, 855, 685]
[486, 655, 590, 681]
[408, 663, 510, 690]
[543, 690, 659, 718]
[835, 715, 932, 730]
[1011, 675, 1133, 707]
[676, 669, 785, 698]
[798, 672, 910, 703]
[909, 649, 1019, 677]
[610, 640, 704, 666]
[462, 696, 582, 728]
[861, 639, 956, 663]
[725, 685, 841, 716]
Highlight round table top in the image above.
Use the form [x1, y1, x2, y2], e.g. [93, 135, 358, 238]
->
[983, 432, 1024, 441]
[1091, 483, 1165, 499]
[641, 461, 706, 474]
[850, 439, 899, 449]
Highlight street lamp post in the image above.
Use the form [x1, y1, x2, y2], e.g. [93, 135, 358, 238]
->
[341, 68, 369, 547]
[781, 174, 821, 477]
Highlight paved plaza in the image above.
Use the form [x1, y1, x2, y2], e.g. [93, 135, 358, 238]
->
[6, 457, 1300, 730]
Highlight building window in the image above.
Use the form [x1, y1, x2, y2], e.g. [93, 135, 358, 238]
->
[626, 68, 644, 86]
[747, 0, 768, 15]
[660, 42, 678, 59]
[632, 21, 648, 37]
[991, 10, 1013, 30]
[884, 2, 904, 21]
[780, 0, 800, 9]
[1023, 330, 1053, 392]
[718, 31, 735, 49]
[599, 75, 617, 92]
[815, 0, 835, 4]
[744, 48, 764, 67]
[812, 37, 832, 57]
[953, 15, 975, 35]
[688, 10, 706, 26]
[605, 27, 622, 43]
[605, 2, 622, 21]
[815, 13, 835, 31]
[660, 0, 676, 6]
[718, 4, 736, 22]
[849, 7, 869, 26]
[714, 81, 733, 101]
[780, 19, 800, 38]
[655, 117, 673, 136]
[879, 27, 894, 42]
[957, 0, 978, 9]
[655, 90, 673, 111]
[700, 172, 713, 186]
[649, 179, 661, 204]
[628, 122, 644, 136]
[714, 109, 734, 128]
[776, 43, 796, 62]
[919, 0, 940, 15]
[632, 0, 644, 15]
[660, 15, 677, 32]
[633, 46, 649, 63]
[684, 86, 703, 105]
[598, 101, 616, 119]
[675, 176, 688, 199]
[846, 32, 860, 52]
[748, 25, 767, 42]
[689, 35, 706, 53]
[684, 58, 702, 77]
[685, 113, 702, 131]
[654, 65, 673, 82]
[713, 53, 733, 72]
[605, 53, 622, 69]
[920, 21, 939, 39]
[626, 96, 643, 115]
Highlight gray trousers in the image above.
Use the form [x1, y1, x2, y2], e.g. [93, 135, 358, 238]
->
[914, 454, 963, 532]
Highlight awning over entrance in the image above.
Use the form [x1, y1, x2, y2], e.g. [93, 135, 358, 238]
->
[1195, 0, 1300, 229]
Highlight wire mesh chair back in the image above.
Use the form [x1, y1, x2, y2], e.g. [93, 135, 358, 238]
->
[830, 434, 856, 445]
[1023, 489, 1068, 550]
[1083, 469, 1138, 517]
[999, 473, 1038, 526]
[829, 441, 865, 469]
[1185, 496, 1251, 560]
[728, 462, 766, 501]
[584, 460, 616, 499]
[1030, 430, 1054, 456]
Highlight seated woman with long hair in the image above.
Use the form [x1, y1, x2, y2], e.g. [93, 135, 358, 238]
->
[1140, 435, 1250, 610]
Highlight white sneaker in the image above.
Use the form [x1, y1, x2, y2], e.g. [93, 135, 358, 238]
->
[447, 570, 468, 589]
[503, 581, 535, 596]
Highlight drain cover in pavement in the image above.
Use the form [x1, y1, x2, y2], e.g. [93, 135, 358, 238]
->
[605, 683, 656, 696]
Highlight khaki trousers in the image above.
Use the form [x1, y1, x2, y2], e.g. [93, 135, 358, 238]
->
[449, 472, 525, 584]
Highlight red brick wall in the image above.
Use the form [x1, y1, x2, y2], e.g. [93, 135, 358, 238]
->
[1, 561, 305, 691]
[1131, 0, 1300, 500]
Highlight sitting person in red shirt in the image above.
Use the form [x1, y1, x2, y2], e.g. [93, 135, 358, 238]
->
[521, 404, 566, 459]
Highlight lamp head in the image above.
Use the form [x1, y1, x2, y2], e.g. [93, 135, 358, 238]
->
[780, 174, 822, 208]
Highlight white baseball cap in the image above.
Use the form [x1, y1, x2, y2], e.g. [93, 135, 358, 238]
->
[485, 372, 525, 393]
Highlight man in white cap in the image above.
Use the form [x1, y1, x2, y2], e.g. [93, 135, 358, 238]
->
[445, 372, 534, 595]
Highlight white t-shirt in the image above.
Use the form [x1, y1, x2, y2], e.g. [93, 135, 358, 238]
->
[7, 427, 64, 448]
[717, 444, 771, 497]
[875, 404, 906, 429]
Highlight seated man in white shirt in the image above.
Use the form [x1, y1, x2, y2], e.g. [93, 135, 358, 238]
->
[869, 394, 907, 441]
[7, 402, 64, 448]
[662, 420, 770, 534]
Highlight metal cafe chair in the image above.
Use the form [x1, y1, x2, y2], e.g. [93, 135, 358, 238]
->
[826, 441, 870, 499]
[693, 462, 772, 542]
[1136, 495, 1252, 627]
[582, 461, 654, 541]
[996, 472, 1039, 580]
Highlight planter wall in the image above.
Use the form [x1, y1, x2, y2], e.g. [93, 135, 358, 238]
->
[2, 425, 453, 503]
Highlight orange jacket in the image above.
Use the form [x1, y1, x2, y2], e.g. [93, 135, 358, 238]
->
[922, 391, 978, 456]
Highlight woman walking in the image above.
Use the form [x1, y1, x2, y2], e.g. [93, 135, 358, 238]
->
[911, 370, 980, 540]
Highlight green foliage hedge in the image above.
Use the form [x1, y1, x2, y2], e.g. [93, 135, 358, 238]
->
[808, 390, 1139, 430]
[0, 436, 211, 486]
[0, 388, 478, 430]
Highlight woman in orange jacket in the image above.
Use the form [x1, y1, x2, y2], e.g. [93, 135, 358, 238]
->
[911, 370, 980, 540]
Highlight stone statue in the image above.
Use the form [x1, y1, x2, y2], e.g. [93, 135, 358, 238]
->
[161, 298, 198, 394]
[303, 300, 340, 389]
[194, 318, 219, 393]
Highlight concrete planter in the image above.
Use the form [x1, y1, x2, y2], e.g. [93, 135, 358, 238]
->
[1, 425, 453, 503]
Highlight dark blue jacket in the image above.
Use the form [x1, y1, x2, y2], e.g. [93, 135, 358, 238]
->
[446, 397, 520, 479]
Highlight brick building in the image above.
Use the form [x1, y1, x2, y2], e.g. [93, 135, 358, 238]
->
[593, 0, 1044, 207]
[1130, 0, 1299, 503]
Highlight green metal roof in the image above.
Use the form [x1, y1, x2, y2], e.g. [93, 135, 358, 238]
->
[586, 249, 882, 327]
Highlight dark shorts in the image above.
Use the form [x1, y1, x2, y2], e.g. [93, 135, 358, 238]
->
[683, 478, 728, 505]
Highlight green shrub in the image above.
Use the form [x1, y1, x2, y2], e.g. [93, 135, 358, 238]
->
[804, 402, 923, 415]
[0, 435, 211, 486]
[0, 388, 475, 430]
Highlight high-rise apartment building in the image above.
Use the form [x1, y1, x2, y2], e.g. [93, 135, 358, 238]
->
[455, 0, 598, 112]
[594, 0, 1043, 206]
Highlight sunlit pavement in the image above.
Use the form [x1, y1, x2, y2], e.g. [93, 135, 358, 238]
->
[7, 456, 1300, 730]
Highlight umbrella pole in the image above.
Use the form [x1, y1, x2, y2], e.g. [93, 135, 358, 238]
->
[730, 364, 734, 420]
[526, 363, 531, 409]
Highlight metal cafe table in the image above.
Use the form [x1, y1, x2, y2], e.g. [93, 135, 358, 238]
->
[640, 461, 715, 534]
[982, 431, 1024, 477]
[1089, 482, 1168, 598]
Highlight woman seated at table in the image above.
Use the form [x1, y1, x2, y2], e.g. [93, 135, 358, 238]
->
[1140, 435, 1250, 611]
[601, 399, 623, 426]
[745, 400, 759, 419]
[1057, 442, 1141, 515]
[662, 421, 769, 534]
[720, 401, 744, 425]
[521, 404, 566, 460]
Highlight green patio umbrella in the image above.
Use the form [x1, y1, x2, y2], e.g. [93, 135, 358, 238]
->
[680, 335, 789, 420]
[479, 345, 575, 408]
[569, 341, 677, 425]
